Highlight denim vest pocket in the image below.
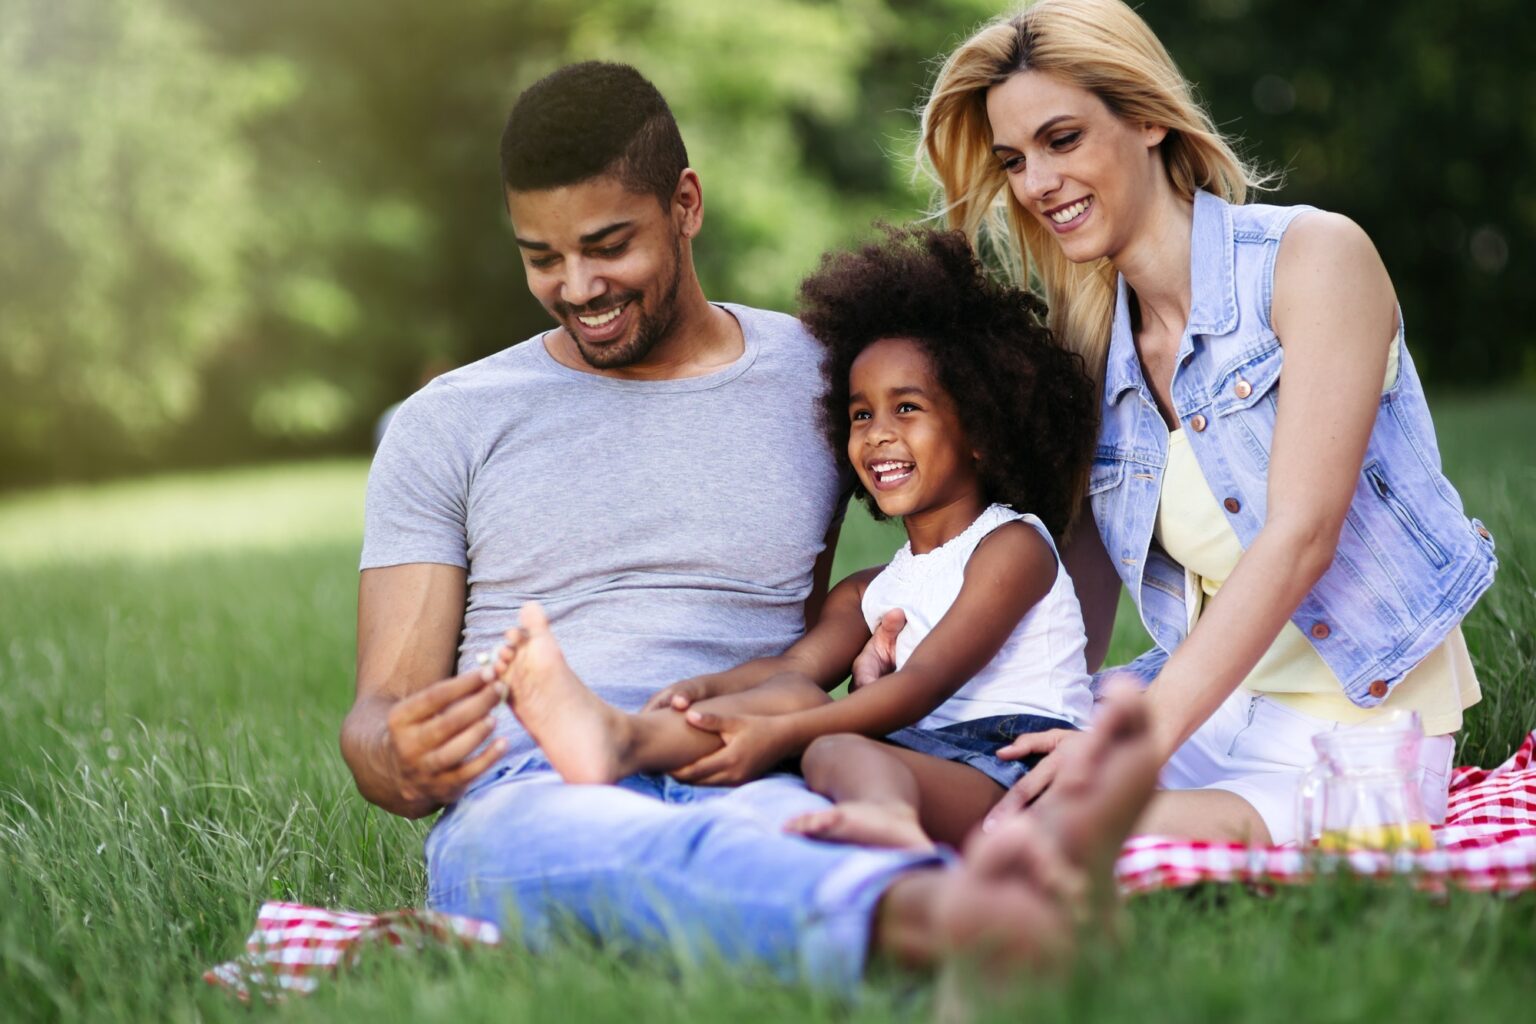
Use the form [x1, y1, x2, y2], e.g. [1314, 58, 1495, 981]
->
[1362, 460, 1451, 569]
[1209, 342, 1284, 418]
[1088, 455, 1127, 494]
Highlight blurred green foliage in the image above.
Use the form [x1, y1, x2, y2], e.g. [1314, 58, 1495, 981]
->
[1, 0, 1531, 485]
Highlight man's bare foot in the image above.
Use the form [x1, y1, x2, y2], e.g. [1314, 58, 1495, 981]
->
[784, 802, 935, 852]
[875, 841, 1077, 979]
[873, 700, 1156, 987]
[943, 830, 1082, 971]
[976, 684, 1159, 927]
[1019, 685, 1160, 876]
[497, 601, 635, 785]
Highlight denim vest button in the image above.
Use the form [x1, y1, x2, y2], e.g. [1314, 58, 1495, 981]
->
[1310, 621, 1331, 640]
[1234, 379, 1252, 399]
[1368, 679, 1389, 698]
[1476, 524, 1492, 541]
[1222, 496, 1240, 513]
[1190, 413, 1208, 432]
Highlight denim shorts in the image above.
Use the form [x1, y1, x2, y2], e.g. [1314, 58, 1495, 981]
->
[884, 713, 1079, 790]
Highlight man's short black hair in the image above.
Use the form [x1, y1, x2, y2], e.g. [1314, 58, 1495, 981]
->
[500, 62, 689, 207]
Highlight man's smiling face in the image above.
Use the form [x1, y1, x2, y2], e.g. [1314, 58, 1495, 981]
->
[508, 174, 684, 371]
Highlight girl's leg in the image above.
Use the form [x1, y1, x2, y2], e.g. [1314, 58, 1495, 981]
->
[499, 604, 828, 784]
[788, 734, 1004, 850]
[621, 672, 830, 776]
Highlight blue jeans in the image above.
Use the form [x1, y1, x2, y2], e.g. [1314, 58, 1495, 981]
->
[424, 754, 945, 989]
[885, 713, 1079, 789]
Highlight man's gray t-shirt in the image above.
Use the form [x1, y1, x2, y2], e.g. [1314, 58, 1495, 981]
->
[361, 304, 845, 764]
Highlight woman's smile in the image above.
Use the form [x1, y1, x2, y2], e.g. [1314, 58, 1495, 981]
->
[1044, 195, 1094, 233]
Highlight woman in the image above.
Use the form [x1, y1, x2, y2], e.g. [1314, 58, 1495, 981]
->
[919, 0, 1497, 844]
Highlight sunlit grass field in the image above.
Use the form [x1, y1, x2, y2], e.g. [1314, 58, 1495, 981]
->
[2, 395, 1534, 1022]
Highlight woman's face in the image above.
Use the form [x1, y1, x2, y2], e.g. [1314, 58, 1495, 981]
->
[985, 70, 1167, 264]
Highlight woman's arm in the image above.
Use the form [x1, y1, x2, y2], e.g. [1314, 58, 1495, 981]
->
[680, 522, 1059, 776]
[1140, 211, 1397, 759]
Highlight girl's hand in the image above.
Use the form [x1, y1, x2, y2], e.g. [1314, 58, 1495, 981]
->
[850, 609, 905, 690]
[669, 711, 794, 786]
[642, 677, 719, 713]
[987, 729, 1082, 823]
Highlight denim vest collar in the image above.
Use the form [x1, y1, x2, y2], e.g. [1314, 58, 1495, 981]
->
[1105, 190, 1239, 407]
[1089, 189, 1497, 709]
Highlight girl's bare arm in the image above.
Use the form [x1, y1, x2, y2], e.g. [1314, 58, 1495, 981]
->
[642, 568, 882, 710]
[764, 522, 1059, 752]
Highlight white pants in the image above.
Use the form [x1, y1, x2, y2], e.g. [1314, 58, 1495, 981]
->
[1161, 688, 1455, 846]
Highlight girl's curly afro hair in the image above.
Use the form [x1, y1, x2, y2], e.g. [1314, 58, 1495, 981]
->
[799, 225, 1097, 537]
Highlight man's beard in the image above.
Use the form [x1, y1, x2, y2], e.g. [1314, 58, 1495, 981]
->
[562, 234, 683, 371]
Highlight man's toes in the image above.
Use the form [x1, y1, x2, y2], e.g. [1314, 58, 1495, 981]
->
[518, 600, 552, 636]
[1096, 681, 1149, 737]
[963, 814, 1051, 880]
[784, 810, 838, 835]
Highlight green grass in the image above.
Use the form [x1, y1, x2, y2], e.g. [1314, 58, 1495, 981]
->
[2, 397, 1534, 1022]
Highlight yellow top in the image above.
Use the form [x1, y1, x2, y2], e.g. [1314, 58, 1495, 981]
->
[1152, 340, 1479, 735]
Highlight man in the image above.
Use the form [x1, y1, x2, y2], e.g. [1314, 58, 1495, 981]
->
[340, 61, 1156, 986]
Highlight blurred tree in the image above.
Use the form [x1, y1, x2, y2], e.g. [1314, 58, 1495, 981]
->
[1137, 0, 1535, 385]
[0, 0, 289, 480]
[0, 0, 1529, 486]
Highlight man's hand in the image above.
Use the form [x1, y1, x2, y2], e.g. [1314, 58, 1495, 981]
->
[850, 609, 904, 690]
[385, 667, 509, 808]
[985, 728, 1081, 824]
[668, 710, 795, 787]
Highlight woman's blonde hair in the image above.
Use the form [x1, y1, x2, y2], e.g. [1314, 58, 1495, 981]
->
[920, 0, 1266, 391]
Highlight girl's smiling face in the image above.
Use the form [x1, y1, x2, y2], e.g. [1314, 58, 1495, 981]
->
[848, 337, 984, 525]
[985, 70, 1168, 265]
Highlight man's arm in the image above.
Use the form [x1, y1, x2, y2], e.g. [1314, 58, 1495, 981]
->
[803, 510, 844, 629]
[340, 562, 506, 819]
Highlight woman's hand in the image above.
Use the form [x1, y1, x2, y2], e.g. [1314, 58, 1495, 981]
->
[987, 728, 1082, 824]
[850, 609, 905, 689]
[669, 710, 795, 786]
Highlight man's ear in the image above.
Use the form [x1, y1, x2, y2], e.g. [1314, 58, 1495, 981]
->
[673, 168, 703, 239]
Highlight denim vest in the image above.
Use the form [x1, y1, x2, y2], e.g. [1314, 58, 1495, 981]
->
[1092, 190, 1497, 708]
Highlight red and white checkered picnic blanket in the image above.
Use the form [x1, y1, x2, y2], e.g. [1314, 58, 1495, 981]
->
[205, 730, 1536, 1000]
[1117, 729, 1536, 893]
[204, 903, 500, 1001]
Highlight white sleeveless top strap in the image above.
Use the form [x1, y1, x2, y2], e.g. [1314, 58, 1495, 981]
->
[860, 504, 1094, 730]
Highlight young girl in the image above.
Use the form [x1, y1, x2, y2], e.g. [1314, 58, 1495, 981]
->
[493, 225, 1099, 850]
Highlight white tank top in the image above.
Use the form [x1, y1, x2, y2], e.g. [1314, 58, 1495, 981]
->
[861, 504, 1094, 731]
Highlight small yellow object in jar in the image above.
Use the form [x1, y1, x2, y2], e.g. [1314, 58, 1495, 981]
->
[1315, 821, 1435, 852]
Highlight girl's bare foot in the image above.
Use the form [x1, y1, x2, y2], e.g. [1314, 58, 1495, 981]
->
[784, 802, 936, 852]
[498, 601, 636, 785]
